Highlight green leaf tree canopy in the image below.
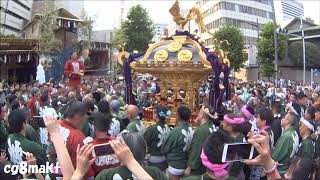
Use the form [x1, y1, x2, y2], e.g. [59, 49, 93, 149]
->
[257, 22, 287, 78]
[78, 9, 93, 50]
[38, 0, 62, 54]
[288, 41, 320, 67]
[112, 27, 127, 51]
[214, 25, 245, 71]
[121, 5, 155, 52]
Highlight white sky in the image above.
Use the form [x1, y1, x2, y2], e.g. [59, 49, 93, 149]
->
[84, 0, 320, 30]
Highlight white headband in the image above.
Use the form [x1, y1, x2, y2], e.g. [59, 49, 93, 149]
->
[300, 118, 314, 132]
[286, 103, 298, 116]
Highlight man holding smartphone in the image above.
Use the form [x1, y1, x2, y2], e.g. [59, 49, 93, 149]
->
[56, 101, 95, 178]
[88, 112, 120, 175]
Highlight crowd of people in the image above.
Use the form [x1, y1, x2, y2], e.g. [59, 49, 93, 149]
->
[0, 69, 320, 180]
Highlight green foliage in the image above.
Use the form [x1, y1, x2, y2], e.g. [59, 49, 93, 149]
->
[112, 26, 127, 51]
[257, 22, 288, 78]
[38, 0, 62, 54]
[214, 25, 245, 71]
[121, 5, 155, 52]
[288, 41, 320, 67]
[78, 9, 93, 50]
[0, 33, 18, 38]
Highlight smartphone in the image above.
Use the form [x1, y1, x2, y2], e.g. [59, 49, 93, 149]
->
[92, 143, 114, 157]
[33, 116, 46, 127]
[222, 143, 254, 162]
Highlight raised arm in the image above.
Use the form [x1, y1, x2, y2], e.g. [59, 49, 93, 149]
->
[110, 138, 153, 180]
[243, 132, 281, 180]
[43, 115, 74, 180]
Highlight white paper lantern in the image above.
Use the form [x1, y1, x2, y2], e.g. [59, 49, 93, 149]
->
[18, 54, 21, 63]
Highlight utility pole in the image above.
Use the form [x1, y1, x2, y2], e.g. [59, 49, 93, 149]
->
[311, 69, 313, 87]
[120, 0, 124, 23]
[256, 18, 259, 40]
[301, 16, 306, 85]
[271, 0, 278, 85]
[277, 23, 307, 85]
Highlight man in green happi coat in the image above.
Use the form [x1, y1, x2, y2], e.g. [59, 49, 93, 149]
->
[125, 105, 145, 135]
[110, 100, 126, 132]
[7, 110, 47, 166]
[185, 106, 216, 176]
[0, 106, 8, 150]
[22, 107, 39, 143]
[137, 91, 151, 111]
[312, 123, 320, 159]
[79, 98, 95, 137]
[162, 106, 194, 180]
[311, 106, 320, 159]
[272, 112, 299, 176]
[144, 105, 171, 170]
[222, 114, 247, 179]
[296, 118, 315, 159]
[182, 129, 233, 180]
[95, 163, 167, 180]
[26, 123, 38, 142]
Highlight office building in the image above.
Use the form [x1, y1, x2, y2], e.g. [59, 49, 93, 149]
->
[0, 0, 33, 36]
[274, 0, 304, 26]
[32, 0, 84, 18]
[152, 23, 168, 41]
[195, 0, 273, 46]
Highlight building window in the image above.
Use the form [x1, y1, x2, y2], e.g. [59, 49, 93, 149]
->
[205, 17, 261, 32]
[251, 0, 269, 5]
[202, 1, 270, 19]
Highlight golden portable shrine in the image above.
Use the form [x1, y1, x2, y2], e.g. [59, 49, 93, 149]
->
[118, 0, 231, 126]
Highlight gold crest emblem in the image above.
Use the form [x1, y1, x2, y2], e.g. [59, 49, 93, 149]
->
[168, 42, 182, 52]
[178, 50, 192, 62]
[154, 50, 169, 62]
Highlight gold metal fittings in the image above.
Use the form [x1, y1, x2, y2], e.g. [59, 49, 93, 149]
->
[154, 50, 169, 62]
[178, 49, 193, 62]
[168, 42, 182, 52]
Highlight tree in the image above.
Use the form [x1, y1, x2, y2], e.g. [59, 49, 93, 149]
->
[214, 25, 245, 71]
[78, 9, 93, 50]
[122, 5, 155, 52]
[38, 0, 62, 54]
[0, 33, 18, 38]
[257, 22, 287, 78]
[112, 26, 127, 51]
[288, 41, 320, 67]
